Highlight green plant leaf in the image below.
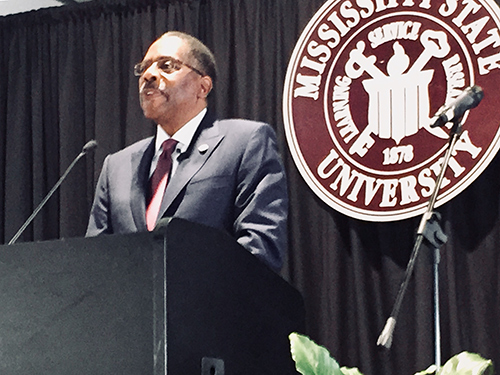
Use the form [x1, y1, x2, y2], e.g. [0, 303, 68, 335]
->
[289, 332, 346, 375]
[414, 364, 438, 375]
[440, 352, 494, 375]
[414, 352, 493, 375]
[340, 366, 364, 375]
[289, 333, 492, 375]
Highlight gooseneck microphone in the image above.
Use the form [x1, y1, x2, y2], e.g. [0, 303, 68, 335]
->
[8, 140, 98, 245]
[82, 139, 98, 153]
[430, 85, 484, 128]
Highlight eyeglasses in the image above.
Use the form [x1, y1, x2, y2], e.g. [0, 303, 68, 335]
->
[133, 56, 204, 77]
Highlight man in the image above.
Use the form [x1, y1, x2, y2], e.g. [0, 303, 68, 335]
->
[86, 31, 288, 272]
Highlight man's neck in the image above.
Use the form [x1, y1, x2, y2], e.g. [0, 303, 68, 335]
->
[159, 106, 207, 137]
[160, 104, 207, 136]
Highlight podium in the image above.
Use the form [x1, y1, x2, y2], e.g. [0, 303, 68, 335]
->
[0, 218, 304, 374]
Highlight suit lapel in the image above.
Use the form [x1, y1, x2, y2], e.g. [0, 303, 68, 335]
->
[130, 137, 155, 232]
[157, 113, 224, 221]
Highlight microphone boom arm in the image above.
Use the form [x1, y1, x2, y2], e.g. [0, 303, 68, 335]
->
[377, 120, 462, 359]
[8, 141, 97, 245]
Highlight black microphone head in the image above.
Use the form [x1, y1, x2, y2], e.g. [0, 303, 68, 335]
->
[453, 85, 484, 116]
[82, 140, 98, 153]
[468, 85, 484, 109]
[431, 85, 484, 128]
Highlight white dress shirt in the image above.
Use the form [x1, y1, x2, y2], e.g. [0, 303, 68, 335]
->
[149, 108, 207, 177]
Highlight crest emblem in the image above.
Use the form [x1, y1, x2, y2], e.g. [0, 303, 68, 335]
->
[284, 0, 500, 221]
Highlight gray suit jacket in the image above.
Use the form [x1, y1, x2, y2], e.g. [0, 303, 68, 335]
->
[86, 112, 288, 271]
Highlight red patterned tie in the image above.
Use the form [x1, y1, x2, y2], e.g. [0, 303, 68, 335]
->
[146, 138, 178, 230]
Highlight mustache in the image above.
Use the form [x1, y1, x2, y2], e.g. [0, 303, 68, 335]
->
[139, 79, 167, 94]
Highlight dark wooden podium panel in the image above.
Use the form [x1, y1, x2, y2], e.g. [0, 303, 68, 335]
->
[0, 231, 155, 374]
[0, 219, 304, 374]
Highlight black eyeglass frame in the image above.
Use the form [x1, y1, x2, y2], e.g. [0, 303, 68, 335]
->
[133, 56, 205, 77]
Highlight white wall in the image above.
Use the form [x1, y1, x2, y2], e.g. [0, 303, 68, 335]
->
[0, 0, 63, 16]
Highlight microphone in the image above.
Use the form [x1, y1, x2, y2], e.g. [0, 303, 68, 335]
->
[8, 140, 98, 245]
[82, 139, 98, 153]
[430, 85, 484, 128]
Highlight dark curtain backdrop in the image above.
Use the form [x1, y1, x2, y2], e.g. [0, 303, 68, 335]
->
[0, 1, 498, 375]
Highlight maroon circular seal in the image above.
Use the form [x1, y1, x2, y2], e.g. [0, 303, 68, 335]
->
[284, 0, 500, 221]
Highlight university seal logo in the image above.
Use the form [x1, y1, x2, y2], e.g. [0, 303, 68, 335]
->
[283, 0, 500, 221]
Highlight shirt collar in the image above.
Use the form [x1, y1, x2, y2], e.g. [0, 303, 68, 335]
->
[155, 107, 207, 154]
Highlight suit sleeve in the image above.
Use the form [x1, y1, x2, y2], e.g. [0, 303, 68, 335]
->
[86, 156, 113, 236]
[233, 123, 288, 272]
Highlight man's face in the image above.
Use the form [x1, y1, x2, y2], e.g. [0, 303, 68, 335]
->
[137, 36, 206, 129]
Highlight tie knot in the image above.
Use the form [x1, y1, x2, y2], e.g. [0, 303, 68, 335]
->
[161, 138, 178, 155]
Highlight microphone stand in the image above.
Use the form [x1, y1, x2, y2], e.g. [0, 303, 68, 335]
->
[377, 118, 464, 371]
[8, 140, 97, 245]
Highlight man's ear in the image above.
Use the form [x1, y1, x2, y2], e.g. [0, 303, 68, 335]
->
[199, 76, 213, 98]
